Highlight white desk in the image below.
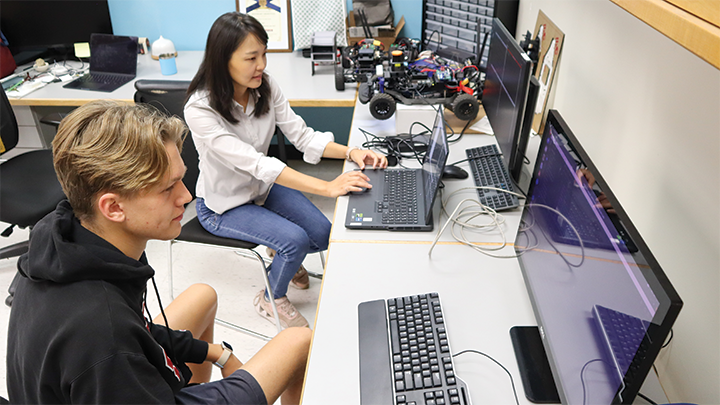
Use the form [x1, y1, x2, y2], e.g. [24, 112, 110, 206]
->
[330, 98, 527, 245]
[301, 101, 668, 404]
[304, 242, 537, 404]
[8, 51, 357, 107]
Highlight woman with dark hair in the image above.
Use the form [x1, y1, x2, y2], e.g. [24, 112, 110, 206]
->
[185, 12, 387, 329]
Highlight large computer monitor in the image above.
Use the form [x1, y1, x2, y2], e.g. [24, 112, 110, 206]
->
[513, 110, 683, 404]
[0, 1, 113, 65]
[482, 18, 534, 184]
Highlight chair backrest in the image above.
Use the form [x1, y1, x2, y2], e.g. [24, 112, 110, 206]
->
[133, 80, 199, 198]
[0, 88, 20, 154]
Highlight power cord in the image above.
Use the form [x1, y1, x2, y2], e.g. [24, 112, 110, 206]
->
[637, 392, 659, 405]
[452, 349, 520, 405]
[580, 359, 605, 405]
[519, 203, 586, 268]
[429, 189, 587, 267]
[580, 359, 662, 405]
[429, 186, 527, 258]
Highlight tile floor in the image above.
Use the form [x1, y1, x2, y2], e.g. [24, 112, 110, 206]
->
[0, 159, 343, 400]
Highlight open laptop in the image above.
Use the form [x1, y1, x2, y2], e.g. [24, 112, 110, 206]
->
[63, 33, 137, 92]
[345, 106, 448, 231]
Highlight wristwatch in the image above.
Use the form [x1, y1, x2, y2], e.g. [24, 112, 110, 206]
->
[213, 341, 233, 369]
[346, 146, 360, 161]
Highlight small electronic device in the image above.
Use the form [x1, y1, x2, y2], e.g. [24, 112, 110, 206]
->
[512, 110, 682, 404]
[1, 74, 24, 91]
[310, 31, 336, 75]
[442, 165, 468, 180]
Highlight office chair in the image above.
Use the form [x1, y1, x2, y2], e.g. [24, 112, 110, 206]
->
[135, 80, 321, 339]
[1, 89, 66, 306]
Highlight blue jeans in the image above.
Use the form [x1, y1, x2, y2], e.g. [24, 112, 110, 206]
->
[196, 185, 330, 299]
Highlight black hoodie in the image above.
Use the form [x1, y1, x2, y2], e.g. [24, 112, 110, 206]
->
[7, 201, 208, 403]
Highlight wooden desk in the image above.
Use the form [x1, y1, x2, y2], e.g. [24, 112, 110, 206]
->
[5, 51, 357, 158]
[8, 51, 357, 107]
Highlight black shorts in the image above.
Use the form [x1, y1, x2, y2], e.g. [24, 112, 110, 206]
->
[175, 369, 267, 405]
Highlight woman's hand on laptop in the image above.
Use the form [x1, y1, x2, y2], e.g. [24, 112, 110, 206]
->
[328, 170, 372, 197]
[349, 148, 388, 170]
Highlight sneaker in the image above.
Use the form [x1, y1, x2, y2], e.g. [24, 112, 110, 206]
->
[290, 266, 310, 290]
[266, 247, 310, 290]
[253, 289, 309, 328]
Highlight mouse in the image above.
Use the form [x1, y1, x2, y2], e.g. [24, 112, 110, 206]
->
[442, 165, 469, 180]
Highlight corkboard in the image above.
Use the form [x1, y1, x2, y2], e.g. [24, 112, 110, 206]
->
[531, 10, 564, 135]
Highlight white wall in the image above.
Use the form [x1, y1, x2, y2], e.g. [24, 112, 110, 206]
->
[516, 0, 720, 403]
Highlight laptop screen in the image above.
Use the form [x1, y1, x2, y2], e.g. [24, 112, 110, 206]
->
[89, 33, 138, 75]
[421, 107, 449, 223]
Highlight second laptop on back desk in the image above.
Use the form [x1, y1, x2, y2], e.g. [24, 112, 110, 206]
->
[62, 33, 137, 93]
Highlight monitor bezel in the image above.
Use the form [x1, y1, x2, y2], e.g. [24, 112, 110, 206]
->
[515, 109, 683, 404]
[482, 17, 533, 181]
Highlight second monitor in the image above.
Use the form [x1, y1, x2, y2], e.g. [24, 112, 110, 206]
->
[482, 17, 537, 183]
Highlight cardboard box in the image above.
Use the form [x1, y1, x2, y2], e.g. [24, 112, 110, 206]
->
[346, 13, 405, 49]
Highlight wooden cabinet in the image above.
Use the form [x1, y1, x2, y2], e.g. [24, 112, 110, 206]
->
[611, 0, 720, 69]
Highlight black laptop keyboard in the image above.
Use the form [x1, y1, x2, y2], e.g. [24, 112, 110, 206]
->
[380, 170, 419, 224]
[466, 145, 519, 211]
[358, 292, 470, 405]
[77, 73, 131, 85]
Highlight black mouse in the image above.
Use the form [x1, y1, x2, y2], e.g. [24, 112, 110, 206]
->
[442, 165, 469, 179]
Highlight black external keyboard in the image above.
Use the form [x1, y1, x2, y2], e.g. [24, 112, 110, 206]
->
[465, 145, 519, 211]
[358, 292, 471, 405]
[381, 170, 419, 224]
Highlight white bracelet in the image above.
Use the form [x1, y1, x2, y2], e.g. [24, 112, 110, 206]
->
[346, 146, 360, 161]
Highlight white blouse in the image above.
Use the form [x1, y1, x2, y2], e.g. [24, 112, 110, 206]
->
[184, 74, 334, 214]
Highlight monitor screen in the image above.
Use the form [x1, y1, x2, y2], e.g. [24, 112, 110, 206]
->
[514, 110, 682, 404]
[0, 0, 113, 63]
[482, 18, 532, 182]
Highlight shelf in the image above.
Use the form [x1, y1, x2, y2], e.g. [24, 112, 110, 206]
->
[611, 0, 720, 69]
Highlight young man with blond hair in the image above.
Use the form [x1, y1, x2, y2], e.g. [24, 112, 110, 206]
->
[7, 100, 310, 404]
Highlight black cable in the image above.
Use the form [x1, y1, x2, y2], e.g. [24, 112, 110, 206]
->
[149, 277, 181, 370]
[637, 392, 658, 405]
[447, 157, 470, 167]
[662, 328, 673, 348]
[448, 117, 472, 144]
[358, 127, 427, 166]
[452, 349, 520, 405]
[425, 30, 441, 52]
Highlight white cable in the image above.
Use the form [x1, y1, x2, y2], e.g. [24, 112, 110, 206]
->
[429, 186, 526, 258]
[522, 203, 586, 268]
[430, 186, 587, 266]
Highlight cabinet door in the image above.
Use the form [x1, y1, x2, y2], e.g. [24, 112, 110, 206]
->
[611, 0, 720, 69]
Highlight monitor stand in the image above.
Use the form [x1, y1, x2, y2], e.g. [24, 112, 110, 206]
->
[510, 326, 561, 403]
